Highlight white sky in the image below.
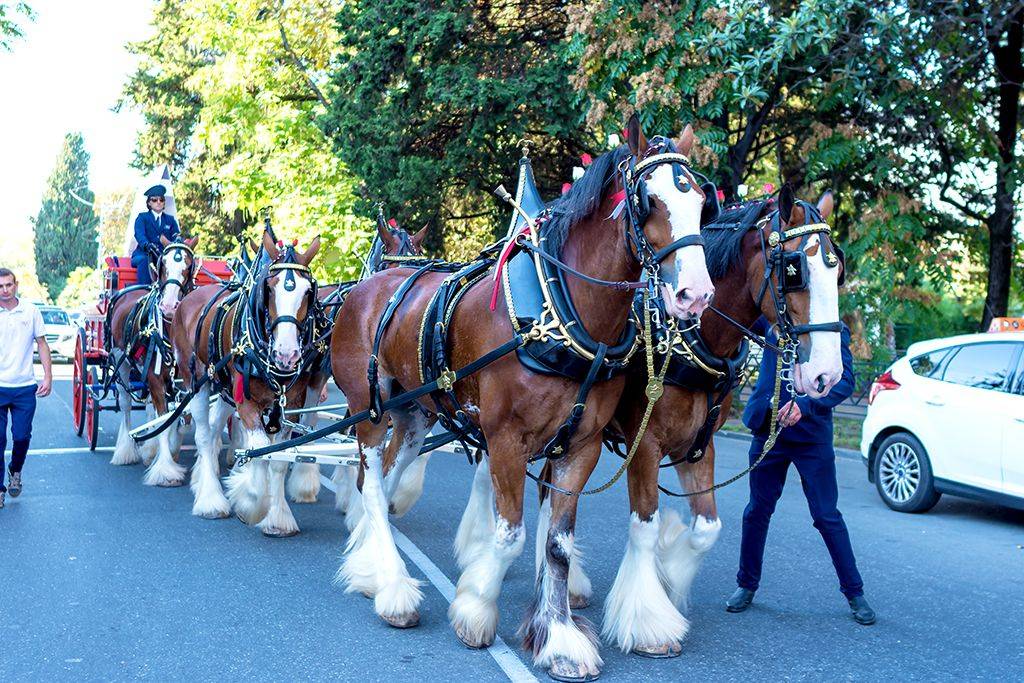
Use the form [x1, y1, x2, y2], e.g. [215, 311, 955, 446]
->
[0, 0, 152, 260]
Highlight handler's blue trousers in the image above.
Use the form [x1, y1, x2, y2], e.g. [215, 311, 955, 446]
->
[736, 438, 864, 599]
[132, 256, 153, 286]
[0, 385, 37, 492]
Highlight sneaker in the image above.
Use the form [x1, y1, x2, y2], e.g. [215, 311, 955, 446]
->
[7, 469, 21, 498]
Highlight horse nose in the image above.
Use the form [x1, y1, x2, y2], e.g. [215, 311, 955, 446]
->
[274, 348, 300, 370]
[677, 286, 714, 316]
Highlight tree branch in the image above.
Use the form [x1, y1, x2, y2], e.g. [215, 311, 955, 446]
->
[277, 5, 330, 110]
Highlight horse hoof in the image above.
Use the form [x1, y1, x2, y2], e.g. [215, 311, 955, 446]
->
[197, 509, 230, 520]
[632, 641, 682, 659]
[262, 526, 299, 538]
[158, 479, 184, 488]
[548, 657, 600, 682]
[454, 624, 492, 650]
[382, 611, 419, 629]
[569, 593, 590, 610]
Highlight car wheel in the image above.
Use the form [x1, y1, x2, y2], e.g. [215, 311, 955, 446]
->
[874, 432, 941, 513]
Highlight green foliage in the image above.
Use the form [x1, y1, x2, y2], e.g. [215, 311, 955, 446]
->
[94, 188, 135, 256]
[320, 0, 591, 259]
[0, 1, 32, 51]
[32, 133, 99, 300]
[56, 266, 101, 311]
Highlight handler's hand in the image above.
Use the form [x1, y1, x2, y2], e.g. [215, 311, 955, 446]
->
[779, 399, 802, 427]
[36, 377, 52, 397]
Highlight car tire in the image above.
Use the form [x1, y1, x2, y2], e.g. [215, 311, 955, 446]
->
[874, 432, 941, 513]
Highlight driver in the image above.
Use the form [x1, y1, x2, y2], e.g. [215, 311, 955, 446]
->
[131, 185, 180, 286]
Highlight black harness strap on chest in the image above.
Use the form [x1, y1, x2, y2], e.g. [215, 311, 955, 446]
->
[534, 341, 608, 462]
[368, 262, 438, 423]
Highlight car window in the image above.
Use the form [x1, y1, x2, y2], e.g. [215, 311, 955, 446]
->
[40, 310, 69, 325]
[941, 342, 1018, 392]
[909, 348, 952, 378]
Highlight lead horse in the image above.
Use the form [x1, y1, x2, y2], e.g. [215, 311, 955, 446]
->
[330, 116, 714, 680]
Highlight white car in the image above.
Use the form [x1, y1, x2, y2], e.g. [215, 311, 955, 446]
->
[860, 332, 1024, 512]
[34, 304, 79, 360]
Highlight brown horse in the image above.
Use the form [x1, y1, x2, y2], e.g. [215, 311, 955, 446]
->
[108, 237, 198, 485]
[169, 231, 321, 529]
[570, 189, 845, 657]
[330, 117, 713, 680]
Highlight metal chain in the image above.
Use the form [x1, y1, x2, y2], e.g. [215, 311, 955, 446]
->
[580, 292, 669, 496]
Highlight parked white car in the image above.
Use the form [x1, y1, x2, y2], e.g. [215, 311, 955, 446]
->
[861, 332, 1024, 512]
[34, 304, 78, 360]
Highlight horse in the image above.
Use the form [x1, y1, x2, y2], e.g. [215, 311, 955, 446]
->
[169, 230, 322, 530]
[108, 236, 198, 487]
[329, 116, 714, 680]
[565, 188, 846, 658]
[297, 216, 429, 509]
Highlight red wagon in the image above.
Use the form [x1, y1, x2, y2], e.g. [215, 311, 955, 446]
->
[72, 255, 234, 450]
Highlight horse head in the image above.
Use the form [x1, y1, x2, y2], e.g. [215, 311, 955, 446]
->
[374, 216, 428, 270]
[756, 186, 845, 398]
[262, 230, 321, 372]
[156, 235, 198, 317]
[622, 114, 715, 319]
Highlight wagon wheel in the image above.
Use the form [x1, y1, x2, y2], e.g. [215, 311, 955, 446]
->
[86, 368, 100, 451]
[73, 328, 87, 436]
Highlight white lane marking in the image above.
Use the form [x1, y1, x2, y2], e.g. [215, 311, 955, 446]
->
[319, 474, 538, 683]
[27, 445, 198, 456]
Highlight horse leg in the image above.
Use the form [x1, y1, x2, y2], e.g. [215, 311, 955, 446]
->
[259, 429, 300, 537]
[537, 490, 593, 610]
[188, 386, 231, 519]
[338, 419, 422, 628]
[660, 440, 722, 610]
[521, 439, 603, 681]
[449, 439, 525, 649]
[287, 386, 323, 504]
[389, 452, 431, 517]
[381, 409, 432, 517]
[332, 464, 357, 515]
[110, 363, 141, 466]
[142, 378, 187, 487]
[453, 456, 495, 570]
[141, 402, 159, 466]
[208, 395, 234, 460]
[602, 437, 687, 658]
[224, 404, 271, 525]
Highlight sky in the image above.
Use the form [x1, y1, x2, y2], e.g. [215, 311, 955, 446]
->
[0, 0, 153, 270]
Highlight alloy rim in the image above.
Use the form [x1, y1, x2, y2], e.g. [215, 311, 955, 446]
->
[879, 442, 921, 504]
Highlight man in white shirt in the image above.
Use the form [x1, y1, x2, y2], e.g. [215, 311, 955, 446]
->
[0, 268, 52, 509]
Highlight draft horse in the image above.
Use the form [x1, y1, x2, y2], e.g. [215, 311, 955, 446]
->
[169, 231, 322, 530]
[330, 117, 714, 680]
[108, 236, 198, 487]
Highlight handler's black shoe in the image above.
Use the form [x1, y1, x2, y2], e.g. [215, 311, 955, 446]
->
[848, 596, 876, 625]
[725, 588, 755, 613]
[0, 490, 5, 509]
[7, 469, 21, 498]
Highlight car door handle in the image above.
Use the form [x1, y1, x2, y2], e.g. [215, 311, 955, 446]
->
[925, 398, 945, 406]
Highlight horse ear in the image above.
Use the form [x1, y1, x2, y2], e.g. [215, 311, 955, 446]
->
[376, 217, 399, 253]
[817, 190, 835, 220]
[778, 184, 795, 225]
[185, 237, 198, 249]
[247, 238, 258, 256]
[626, 112, 647, 156]
[411, 222, 429, 251]
[676, 124, 695, 157]
[297, 236, 321, 266]
[159, 235, 171, 247]
[262, 229, 280, 260]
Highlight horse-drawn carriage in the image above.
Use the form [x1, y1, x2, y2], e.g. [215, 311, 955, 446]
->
[71, 254, 233, 450]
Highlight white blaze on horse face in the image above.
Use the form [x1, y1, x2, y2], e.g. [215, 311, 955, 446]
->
[795, 234, 842, 398]
[645, 164, 714, 319]
[271, 272, 310, 371]
[159, 249, 188, 316]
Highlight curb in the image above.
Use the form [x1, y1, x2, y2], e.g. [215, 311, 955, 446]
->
[715, 430, 863, 462]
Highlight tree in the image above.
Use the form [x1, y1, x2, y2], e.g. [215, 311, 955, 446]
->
[320, 0, 591, 259]
[33, 133, 100, 300]
[0, 1, 32, 51]
[94, 188, 135, 256]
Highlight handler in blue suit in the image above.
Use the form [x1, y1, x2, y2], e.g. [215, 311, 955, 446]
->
[131, 185, 180, 286]
[725, 318, 875, 625]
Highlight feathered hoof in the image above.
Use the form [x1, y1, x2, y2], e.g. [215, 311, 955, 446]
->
[548, 657, 601, 683]
[454, 622, 492, 649]
[449, 593, 497, 649]
[261, 525, 299, 538]
[157, 478, 185, 488]
[570, 593, 590, 610]
[632, 641, 682, 659]
[382, 610, 419, 629]
[195, 507, 231, 520]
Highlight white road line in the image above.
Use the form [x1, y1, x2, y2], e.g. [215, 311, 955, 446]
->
[319, 474, 538, 683]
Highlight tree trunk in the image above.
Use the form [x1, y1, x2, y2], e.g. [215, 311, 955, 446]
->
[982, 7, 1023, 330]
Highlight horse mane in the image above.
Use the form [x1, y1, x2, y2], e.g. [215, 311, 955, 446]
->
[701, 225, 751, 281]
[542, 145, 629, 257]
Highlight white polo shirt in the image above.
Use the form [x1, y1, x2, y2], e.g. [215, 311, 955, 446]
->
[0, 298, 45, 387]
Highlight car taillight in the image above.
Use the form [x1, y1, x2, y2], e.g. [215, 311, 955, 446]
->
[868, 370, 900, 405]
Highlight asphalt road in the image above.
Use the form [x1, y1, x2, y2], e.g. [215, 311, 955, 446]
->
[2, 371, 1023, 681]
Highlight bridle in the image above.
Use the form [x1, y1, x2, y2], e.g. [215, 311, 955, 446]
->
[752, 200, 845, 364]
[156, 241, 196, 298]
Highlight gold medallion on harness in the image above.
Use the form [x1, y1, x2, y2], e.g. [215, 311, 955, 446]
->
[438, 369, 457, 391]
[645, 380, 664, 401]
[768, 232, 781, 247]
